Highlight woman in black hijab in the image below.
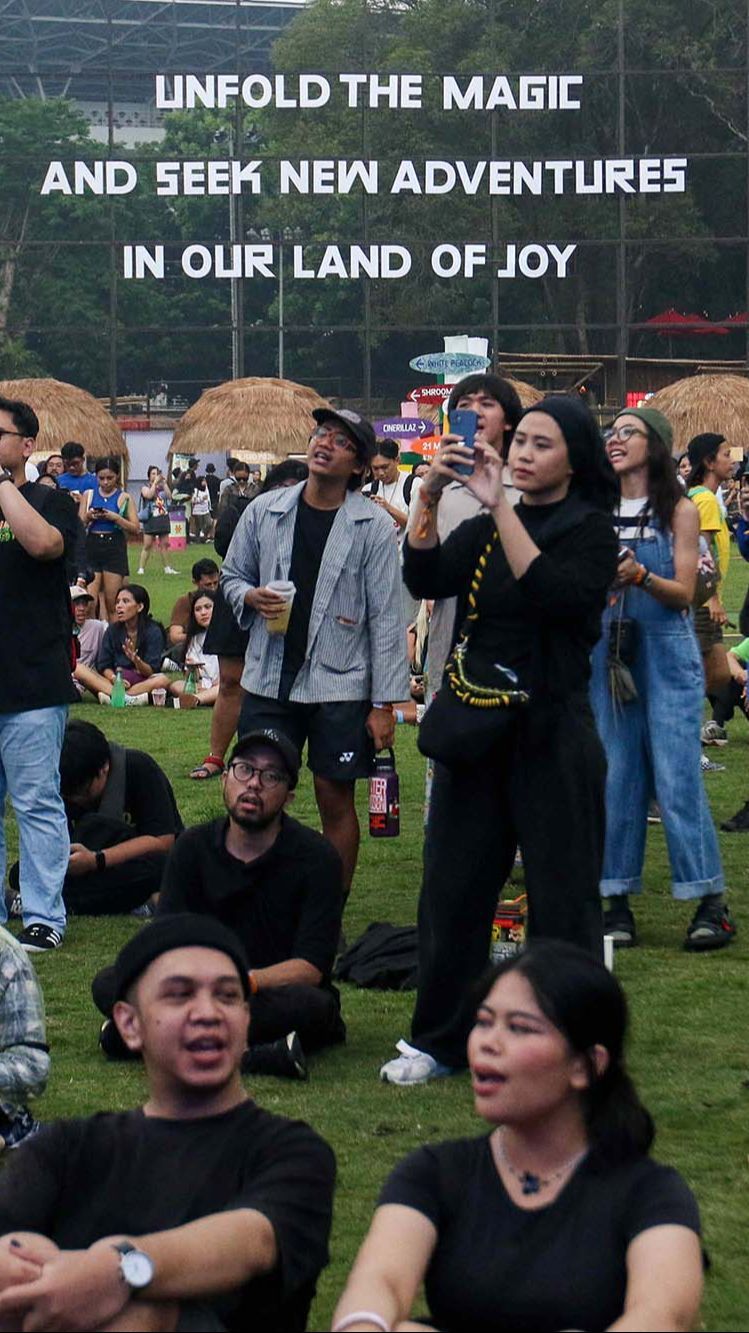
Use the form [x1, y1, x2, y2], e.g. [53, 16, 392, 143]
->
[381, 397, 619, 1086]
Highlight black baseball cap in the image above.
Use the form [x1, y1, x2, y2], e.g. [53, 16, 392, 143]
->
[229, 729, 301, 789]
[311, 407, 377, 463]
[112, 914, 251, 1001]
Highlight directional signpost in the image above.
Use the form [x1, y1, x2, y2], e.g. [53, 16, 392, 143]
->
[408, 351, 491, 377]
[373, 417, 431, 439]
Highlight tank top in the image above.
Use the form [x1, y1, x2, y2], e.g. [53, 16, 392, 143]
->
[88, 481, 125, 534]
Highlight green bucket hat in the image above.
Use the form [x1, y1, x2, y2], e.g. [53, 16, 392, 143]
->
[613, 406, 673, 452]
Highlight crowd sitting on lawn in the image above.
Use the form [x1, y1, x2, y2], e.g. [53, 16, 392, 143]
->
[1, 382, 743, 1330]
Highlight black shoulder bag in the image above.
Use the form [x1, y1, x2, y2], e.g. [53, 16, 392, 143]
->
[417, 531, 530, 766]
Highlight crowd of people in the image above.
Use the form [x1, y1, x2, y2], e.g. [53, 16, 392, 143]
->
[0, 377, 741, 1329]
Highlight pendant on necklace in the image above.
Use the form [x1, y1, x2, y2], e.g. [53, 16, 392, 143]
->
[520, 1172, 541, 1195]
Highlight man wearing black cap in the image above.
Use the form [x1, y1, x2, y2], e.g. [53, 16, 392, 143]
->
[94, 728, 345, 1078]
[222, 406, 409, 898]
[0, 914, 335, 1333]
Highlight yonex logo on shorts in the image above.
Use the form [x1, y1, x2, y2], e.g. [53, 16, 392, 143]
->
[339, 752, 354, 763]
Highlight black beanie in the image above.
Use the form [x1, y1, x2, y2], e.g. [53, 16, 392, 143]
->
[112, 914, 250, 1001]
[517, 395, 619, 512]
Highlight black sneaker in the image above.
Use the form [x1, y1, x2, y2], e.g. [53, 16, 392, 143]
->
[17, 924, 63, 953]
[98, 1018, 140, 1062]
[241, 1031, 308, 1081]
[720, 802, 749, 832]
[684, 897, 737, 952]
[603, 896, 637, 948]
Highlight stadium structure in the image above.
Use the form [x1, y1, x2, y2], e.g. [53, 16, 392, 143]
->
[1, 0, 306, 142]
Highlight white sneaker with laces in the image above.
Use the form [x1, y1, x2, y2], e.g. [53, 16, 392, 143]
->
[136, 567, 145, 575]
[380, 1039, 453, 1086]
[164, 566, 180, 575]
[124, 693, 149, 707]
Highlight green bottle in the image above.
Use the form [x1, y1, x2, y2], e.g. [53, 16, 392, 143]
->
[184, 668, 197, 696]
[111, 669, 126, 709]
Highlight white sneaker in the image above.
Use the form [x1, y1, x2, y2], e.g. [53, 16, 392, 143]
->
[97, 692, 111, 706]
[124, 693, 149, 707]
[164, 566, 180, 575]
[136, 567, 145, 575]
[380, 1039, 453, 1086]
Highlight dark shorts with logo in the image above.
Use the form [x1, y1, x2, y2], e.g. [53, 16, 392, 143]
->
[238, 692, 374, 781]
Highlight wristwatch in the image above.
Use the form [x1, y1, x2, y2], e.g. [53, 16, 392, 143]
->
[0, 469, 13, 485]
[112, 1241, 155, 1291]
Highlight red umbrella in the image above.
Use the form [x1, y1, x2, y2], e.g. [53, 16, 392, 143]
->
[643, 308, 728, 335]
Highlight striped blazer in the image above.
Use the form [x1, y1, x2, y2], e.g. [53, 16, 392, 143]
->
[221, 481, 410, 704]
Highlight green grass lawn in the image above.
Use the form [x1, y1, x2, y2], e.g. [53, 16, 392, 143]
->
[4, 547, 749, 1329]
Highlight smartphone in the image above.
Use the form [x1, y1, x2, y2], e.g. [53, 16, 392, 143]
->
[447, 408, 478, 477]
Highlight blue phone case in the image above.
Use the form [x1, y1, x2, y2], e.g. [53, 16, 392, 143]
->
[448, 408, 478, 476]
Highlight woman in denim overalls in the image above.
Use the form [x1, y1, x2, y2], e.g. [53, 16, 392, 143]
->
[590, 407, 734, 952]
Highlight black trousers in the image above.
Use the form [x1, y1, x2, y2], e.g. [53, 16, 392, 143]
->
[411, 696, 606, 1069]
[712, 678, 749, 728]
[64, 813, 167, 915]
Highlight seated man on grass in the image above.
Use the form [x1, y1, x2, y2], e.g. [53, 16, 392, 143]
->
[0, 925, 49, 1152]
[58, 720, 182, 916]
[0, 914, 336, 1333]
[167, 559, 220, 647]
[95, 730, 345, 1080]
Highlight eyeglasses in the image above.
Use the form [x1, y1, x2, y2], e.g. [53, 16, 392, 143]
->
[309, 425, 357, 455]
[0, 429, 24, 440]
[604, 425, 648, 443]
[226, 761, 287, 788]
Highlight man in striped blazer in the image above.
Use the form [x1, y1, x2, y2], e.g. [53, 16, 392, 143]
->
[222, 407, 409, 896]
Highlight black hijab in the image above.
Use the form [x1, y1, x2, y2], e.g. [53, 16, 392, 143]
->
[515, 395, 619, 513]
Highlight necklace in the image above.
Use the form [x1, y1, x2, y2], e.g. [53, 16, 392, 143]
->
[496, 1131, 588, 1196]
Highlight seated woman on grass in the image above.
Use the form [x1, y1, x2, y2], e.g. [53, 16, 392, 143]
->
[166, 588, 220, 707]
[333, 942, 703, 1333]
[75, 584, 166, 705]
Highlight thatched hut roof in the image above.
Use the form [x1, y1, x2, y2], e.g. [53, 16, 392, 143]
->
[170, 377, 329, 464]
[646, 373, 749, 455]
[0, 377, 128, 465]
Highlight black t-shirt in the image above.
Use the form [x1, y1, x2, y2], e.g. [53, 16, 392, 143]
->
[69, 749, 183, 838]
[403, 497, 618, 698]
[379, 1135, 701, 1333]
[0, 1100, 335, 1333]
[158, 815, 342, 977]
[282, 496, 338, 690]
[0, 482, 79, 711]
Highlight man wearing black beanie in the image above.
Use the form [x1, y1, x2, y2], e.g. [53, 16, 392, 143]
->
[0, 914, 335, 1333]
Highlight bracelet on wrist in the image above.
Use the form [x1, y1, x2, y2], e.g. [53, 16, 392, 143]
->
[95, 851, 107, 874]
[332, 1313, 390, 1333]
[632, 564, 647, 586]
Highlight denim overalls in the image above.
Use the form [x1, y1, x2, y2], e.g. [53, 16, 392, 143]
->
[590, 518, 724, 901]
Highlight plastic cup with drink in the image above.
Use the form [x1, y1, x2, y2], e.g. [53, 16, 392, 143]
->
[152, 687, 167, 707]
[265, 580, 296, 635]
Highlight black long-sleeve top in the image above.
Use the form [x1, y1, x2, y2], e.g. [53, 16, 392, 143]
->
[403, 494, 618, 702]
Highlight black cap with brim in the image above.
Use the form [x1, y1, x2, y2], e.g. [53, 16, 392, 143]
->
[112, 914, 251, 1002]
[311, 407, 376, 463]
[229, 729, 301, 788]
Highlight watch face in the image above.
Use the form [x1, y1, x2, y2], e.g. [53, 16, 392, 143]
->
[121, 1249, 154, 1289]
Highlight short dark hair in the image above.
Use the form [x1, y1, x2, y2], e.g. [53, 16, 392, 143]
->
[61, 441, 85, 462]
[0, 395, 39, 440]
[205, 463, 216, 473]
[260, 459, 308, 493]
[447, 374, 523, 431]
[191, 557, 219, 582]
[233, 460, 250, 475]
[475, 942, 654, 1166]
[94, 455, 121, 475]
[372, 440, 399, 461]
[60, 720, 111, 798]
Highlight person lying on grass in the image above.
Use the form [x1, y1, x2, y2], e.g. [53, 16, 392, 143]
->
[0, 914, 335, 1333]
